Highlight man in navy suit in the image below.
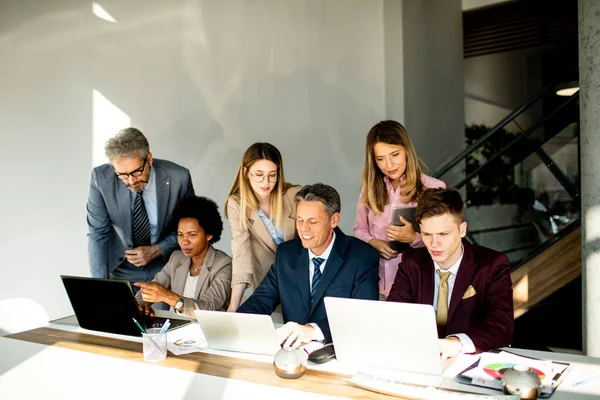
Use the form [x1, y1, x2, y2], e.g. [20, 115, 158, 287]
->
[237, 183, 379, 347]
[387, 188, 513, 359]
[86, 128, 194, 283]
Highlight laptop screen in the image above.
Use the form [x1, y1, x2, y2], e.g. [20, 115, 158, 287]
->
[60, 275, 188, 337]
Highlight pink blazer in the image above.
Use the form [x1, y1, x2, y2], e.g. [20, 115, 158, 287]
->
[354, 174, 445, 296]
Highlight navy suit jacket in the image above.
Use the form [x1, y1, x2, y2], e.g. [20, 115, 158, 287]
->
[237, 227, 379, 342]
[86, 159, 194, 278]
[387, 239, 514, 352]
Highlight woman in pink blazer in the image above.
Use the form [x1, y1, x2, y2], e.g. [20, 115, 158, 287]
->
[354, 120, 445, 297]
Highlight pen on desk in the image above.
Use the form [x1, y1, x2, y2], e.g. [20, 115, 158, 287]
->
[572, 376, 600, 387]
[132, 317, 147, 334]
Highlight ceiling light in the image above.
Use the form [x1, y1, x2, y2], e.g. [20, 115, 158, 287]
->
[555, 81, 579, 97]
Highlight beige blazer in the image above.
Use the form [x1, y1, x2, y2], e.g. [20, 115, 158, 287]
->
[136, 246, 232, 318]
[227, 185, 300, 289]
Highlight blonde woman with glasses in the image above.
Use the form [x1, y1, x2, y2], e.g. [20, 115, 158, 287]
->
[225, 143, 301, 312]
[354, 120, 445, 298]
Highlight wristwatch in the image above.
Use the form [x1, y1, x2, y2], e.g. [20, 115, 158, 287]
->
[174, 297, 184, 312]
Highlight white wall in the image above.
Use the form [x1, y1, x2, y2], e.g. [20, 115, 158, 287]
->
[384, 0, 465, 185]
[0, 0, 385, 319]
[464, 50, 543, 133]
[1, 0, 466, 320]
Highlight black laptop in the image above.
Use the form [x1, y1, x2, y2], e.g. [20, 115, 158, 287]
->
[60, 275, 191, 337]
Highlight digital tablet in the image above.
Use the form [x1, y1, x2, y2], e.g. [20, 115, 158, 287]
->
[389, 206, 420, 252]
[391, 206, 420, 233]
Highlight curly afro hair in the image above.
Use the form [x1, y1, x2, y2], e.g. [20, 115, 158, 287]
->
[171, 196, 223, 244]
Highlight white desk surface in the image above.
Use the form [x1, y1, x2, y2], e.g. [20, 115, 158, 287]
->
[0, 336, 347, 400]
[2, 313, 600, 400]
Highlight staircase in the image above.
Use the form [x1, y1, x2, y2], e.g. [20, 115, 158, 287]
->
[433, 85, 581, 351]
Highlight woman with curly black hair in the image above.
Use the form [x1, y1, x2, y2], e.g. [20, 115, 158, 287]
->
[135, 196, 232, 318]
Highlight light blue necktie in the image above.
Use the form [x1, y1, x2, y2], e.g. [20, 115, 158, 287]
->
[311, 257, 325, 300]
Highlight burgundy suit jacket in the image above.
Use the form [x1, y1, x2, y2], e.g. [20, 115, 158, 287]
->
[387, 239, 513, 352]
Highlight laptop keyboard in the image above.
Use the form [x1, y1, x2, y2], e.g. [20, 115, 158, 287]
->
[141, 315, 191, 331]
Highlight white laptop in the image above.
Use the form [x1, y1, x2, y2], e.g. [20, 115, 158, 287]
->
[194, 310, 281, 356]
[324, 297, 443, 375]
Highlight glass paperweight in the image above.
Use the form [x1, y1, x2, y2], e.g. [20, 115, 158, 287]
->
[501, 364, 542, 400]
[273, 347, 308, 379]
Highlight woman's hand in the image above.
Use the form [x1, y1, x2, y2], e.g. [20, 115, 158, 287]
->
[138, 302, 155, 317]
[368, 239, 398, 260]
[386, 217, 417, 244]
[134, 281, 179, 306]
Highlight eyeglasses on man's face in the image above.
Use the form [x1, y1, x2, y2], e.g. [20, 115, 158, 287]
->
[249, 171, 278, 183]
[115, 157, 147, 180]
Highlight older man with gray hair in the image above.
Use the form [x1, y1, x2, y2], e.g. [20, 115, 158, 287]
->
[87, 128, 194, 283]
[238, 183, 379, 347]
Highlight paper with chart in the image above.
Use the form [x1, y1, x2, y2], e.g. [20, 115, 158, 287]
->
[166, 323, 207, 355]
[458, 350, 569, 395]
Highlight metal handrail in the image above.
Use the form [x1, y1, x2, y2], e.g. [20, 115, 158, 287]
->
[510, 218, 581, 272]
[454, 91, 579, 189]
[434, 84, 553, 179]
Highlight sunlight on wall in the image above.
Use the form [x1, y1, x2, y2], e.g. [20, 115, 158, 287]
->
[92, 89, 131, 167]
[92, 3, 117, 23]
[513, 273, 529, 318]
[585, 207, 600, 243]
[0, 298, 49, 336]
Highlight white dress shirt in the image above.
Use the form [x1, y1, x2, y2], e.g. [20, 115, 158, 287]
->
[433, 244, 475, 354]
[170, 272, 200, 313]
[306, 232, 336, 341]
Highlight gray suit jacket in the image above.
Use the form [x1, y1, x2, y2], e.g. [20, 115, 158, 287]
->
[136, 247, 233, 317]
[87, 158, 194, 278]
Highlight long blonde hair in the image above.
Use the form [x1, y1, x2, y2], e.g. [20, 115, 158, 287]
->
[360, 120, 425, 214]
[225, 143, 293, 230]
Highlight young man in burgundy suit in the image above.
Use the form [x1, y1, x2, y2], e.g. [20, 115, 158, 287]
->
[387, 188, 513, 360]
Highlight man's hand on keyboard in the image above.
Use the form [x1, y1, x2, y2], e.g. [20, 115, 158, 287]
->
[439, 337, 462, 360]
[277, 322, 315, 349]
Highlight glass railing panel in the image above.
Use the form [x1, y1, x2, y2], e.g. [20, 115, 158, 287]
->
[464, 148, 579, 266]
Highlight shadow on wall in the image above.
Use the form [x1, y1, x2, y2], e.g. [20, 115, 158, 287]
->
[0, 0, 384, 321]
[88, 0, 383, 238]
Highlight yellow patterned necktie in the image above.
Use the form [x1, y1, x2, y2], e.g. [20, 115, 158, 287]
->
[436, 270, 452, 327]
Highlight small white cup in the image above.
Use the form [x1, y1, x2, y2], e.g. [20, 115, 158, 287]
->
[143, 328, 167, 361]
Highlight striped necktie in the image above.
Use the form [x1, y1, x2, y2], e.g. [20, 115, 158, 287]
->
[311, 257, 325, 300]
[132, 191, 151, 248]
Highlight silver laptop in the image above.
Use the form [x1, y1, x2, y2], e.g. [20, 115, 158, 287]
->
[325, 297, 443, 375]
[194, 310, 281, 356]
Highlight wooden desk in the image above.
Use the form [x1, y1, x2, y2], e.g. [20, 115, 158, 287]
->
[2, 327, 383, 399]
[4, 325, 600, 400]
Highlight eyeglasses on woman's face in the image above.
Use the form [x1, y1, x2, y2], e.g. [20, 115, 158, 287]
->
[248, 171, 278, 183]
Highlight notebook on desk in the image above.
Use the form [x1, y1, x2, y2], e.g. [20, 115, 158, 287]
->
[325, 297, 448, 375]
[60, 275, 191, 337]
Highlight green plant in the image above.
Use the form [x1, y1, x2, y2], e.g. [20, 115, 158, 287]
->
[465, 124, 519, 205]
